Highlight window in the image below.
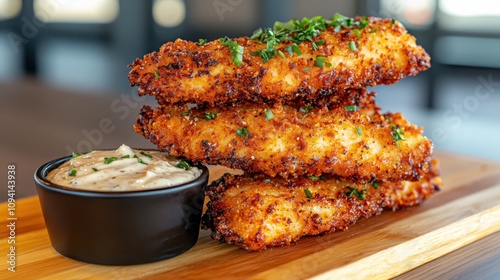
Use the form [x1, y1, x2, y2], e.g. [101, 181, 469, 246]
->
[440, 0, 500, 17]
[0, 0, 21, 20]
[34, 0, 119, 24]
[438, 0, 500, 33]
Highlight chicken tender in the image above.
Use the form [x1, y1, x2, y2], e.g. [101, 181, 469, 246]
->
[134, 90, 432, 182]
[128, 16, 430, 106]
[201, 159, 442, 251]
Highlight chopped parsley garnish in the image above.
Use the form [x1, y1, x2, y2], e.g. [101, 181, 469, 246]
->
[304, 189, 313, 199]
[104, 157, 118, 164]
[371, 181, 381, 189]
[369, 29, 377, 34]
[390, 125, 406, 149]
[332, 13, 369, 31]
[265, 108, 274, 121]
[309, 175, 325, 181]
[133, 155, 147, 165]
[121, 155, 130, 159]
[68, 169, 77, 176]
[154, 71, 160, 79]
[71, 152, 82, 158]
[204, 112, 217, 120]
[286, 43, 302, 56]
[249, 14, 369, 63]
[236, 127, 249, 138]
[250, 28, 282, 63]
[220, 36, 244, 66]
[176, 161, 191, 170]
[315, 55, 331, 68]
[140, 151, 153, 159]
[302, 67, 311, 72]
[92, 167, 99, 172]
[391, 18, 396, 25]
[353, 29, 362, 38]
[345, 186, 366, 199]
[180, 109, 191, 116]
[197, 38, 208, 46]
[349, 41, 357, 51]
[312, 39, 326, 50]
[345, 105, 358, 112]
[355, 125, 362, 136]
[300, 105, 314, 114]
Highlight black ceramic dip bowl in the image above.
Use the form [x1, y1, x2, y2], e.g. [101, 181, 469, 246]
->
[34, 153, 208, 265]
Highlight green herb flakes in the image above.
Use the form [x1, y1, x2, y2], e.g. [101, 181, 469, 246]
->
[265, 109, 274, 121]
[220, 36, 244, 66]
[300, 105, 314, 114]
[312, 39, 326, 50]
[68, 169, 77, 176]
[286, 43, 302, 56]
[308, 175, 325, 181]
[349, 41, 357, 51]
[154, 71, 160, 79]
[353, 29, 362, 38]
[315, 55, 328, 68]
[236, 127, 249, 138]
[71, 152, 82, 158]
[204, 112, 217, 120]
[197, 38, 208, 46]
[345, 105, 358, 112]
[331, 14, 369, 32]
[219, 14, 372, 65]
[345, 186, 366, 199]
[140, 151, 153, 159]
[180, 109, 191, 116]
[304, 189, 313, 199]
[104, 157, 118, 164]
[390, 125, 406, 149]
[176, 161, 191, 170]
[355, 125, 362, 136]
[133, 155, 147, 165]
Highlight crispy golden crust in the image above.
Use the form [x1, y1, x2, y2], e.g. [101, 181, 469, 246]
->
[134, 90, 432, 182]
[128, 17, 430, 106]
[201, 159, 442, 251]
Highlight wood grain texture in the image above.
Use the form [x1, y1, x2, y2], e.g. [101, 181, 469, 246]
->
[394, 231, 500, 280]
[1, 151, 499, 280]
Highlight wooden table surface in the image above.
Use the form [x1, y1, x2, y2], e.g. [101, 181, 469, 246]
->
[1, 151, 499, 279]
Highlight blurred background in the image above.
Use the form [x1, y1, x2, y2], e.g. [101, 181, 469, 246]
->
[1, 0, 499, 200]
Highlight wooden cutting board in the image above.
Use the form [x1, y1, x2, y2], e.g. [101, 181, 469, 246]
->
[1, 151, 499, 279]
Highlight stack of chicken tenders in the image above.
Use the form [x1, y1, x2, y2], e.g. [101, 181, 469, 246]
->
[129, 14, 442, 251]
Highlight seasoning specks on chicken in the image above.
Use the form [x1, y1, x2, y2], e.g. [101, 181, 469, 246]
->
[128, 16, 430, 106]
[202, 160, 442, 251]
[134, 90, 432, 182]
[129, 13, 440, 251]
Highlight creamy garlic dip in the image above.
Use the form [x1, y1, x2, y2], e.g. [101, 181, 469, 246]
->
[47, 144, 202, 191]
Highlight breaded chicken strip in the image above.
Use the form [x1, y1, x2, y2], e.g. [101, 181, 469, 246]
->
[128, 16, 430, 106]
[201, 159, 441, 251]
[134, 90, 432, 182]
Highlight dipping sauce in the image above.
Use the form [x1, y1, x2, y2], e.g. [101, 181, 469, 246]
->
[47, 144, 202, 191]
